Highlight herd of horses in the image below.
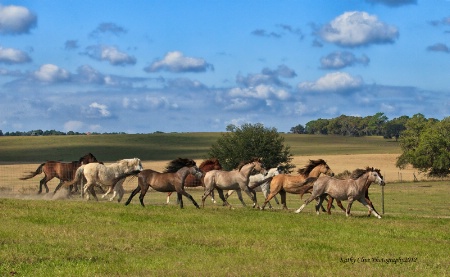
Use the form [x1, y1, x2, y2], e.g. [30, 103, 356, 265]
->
[19, 153, 385, 218]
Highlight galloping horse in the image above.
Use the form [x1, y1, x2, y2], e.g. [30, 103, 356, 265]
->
[64, 158, 144, 201]
[201, 160, 265, 208]
[124, 158, 203, 209]
[166, 158, 222, 204]
[325, 168, 384, 216]
[260, 159, 334, 210]
[19, 153, 98, 194]
[295, 167, 385, 218]
[225, 167, 281, 208]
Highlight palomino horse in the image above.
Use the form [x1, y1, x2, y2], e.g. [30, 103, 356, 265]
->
[295, 167, 385, 218]
[260, 159, 334, 210]
[201, 160, 265, 208]
[64, 158, 144, 201]
[225, 167, 281, 208]
[19, 153, 98, 194]
[124, 158, 203, 209]
[166, 158, 222, 204]
[325, 168, 384, 216]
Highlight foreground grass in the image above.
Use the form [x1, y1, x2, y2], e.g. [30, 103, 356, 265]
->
[1, 182, 448, 276]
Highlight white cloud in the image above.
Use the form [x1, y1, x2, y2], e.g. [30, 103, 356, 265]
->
[0, 46, 31, 64]
[64, 120, 84, 132]
[319, 11, 398, 47]
[0, 4, 37, 34]
[33, 64, 70, 83]
[229, 85, 289, 100]
[84, 45, 136, 66]
[320, 51, 369, 69]
[87, 102, 111, 117]
[298, 72, 363, 92]
[145, 51, 213, 73]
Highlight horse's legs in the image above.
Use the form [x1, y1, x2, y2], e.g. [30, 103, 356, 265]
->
[224, 190, 234, 200]
[117, 185, 125, 203]
[345, 199, 354, 217]
[38, 175, 51, 194]
[359, 198, 381, 219]
[216, 188, 230, 207]
[261, 185, 273, 209]
[326, 197, 334, 214]
[315, 195, 327, 215]
[241, 187, 259, 209]
[210, 190, 216, 203]
[261, 189, 280, 210]
[54, 179, 65, 194]
[279, 190, 287, 210]
[336, 200, 346, 213]
[177, 190, 200, 209]
[125, 186, 141, 206]
[166, 192, 173, 204]
[294, 193, 320, 213]
[138, 184, 150, 207]
[235, 190, 247, 207]
[177, 192, 184, 208]
[201, 188, 214, 207]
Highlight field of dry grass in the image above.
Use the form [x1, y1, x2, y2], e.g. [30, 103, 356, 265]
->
[0, 153, 422, 197]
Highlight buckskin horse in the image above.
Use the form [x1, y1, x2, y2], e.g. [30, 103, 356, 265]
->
[19, 153, 98, 194]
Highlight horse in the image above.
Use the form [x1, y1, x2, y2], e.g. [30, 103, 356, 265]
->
[64, 158, 143, 201]
[259, 159, 334, 210]
[224, 167, 281, 208]
[325, 168, 384, 216]
[166, 158, 222, 204]
[294, 167, 385, 218]
[201, 160, 265, 208]
[124, 158, 203, 209]
[19, 153, 98, 194]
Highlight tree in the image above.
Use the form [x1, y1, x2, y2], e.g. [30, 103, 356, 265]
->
[290, 124, 305, 134]
[383, 115, 409, 140]
[396, 115, 450, 177]
[208, 123, 294, 172]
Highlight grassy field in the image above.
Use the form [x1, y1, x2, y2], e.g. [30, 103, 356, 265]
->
[0, 133, 448, 276]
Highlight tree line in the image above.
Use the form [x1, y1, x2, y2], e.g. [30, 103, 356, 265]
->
[0, 130, 127, 136]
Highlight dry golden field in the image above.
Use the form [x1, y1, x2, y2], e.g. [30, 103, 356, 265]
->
[0, 153, 421, 196]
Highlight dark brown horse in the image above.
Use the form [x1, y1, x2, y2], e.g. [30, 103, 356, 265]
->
[124, 158, 203, 209]
[166, 158, 222, 204]
[19, 153, 98, 194]
[325, 168, 384, 216]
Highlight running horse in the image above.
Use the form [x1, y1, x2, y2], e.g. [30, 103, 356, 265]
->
[260, 159, 334, 210]
[124, 158, 203, 209]
[19, 153, 98, 194]
[166, 158, 222, 204]
[295, 167, 385, 218]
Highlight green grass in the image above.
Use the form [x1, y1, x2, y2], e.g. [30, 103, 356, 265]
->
[0, 133, 401, 162]
[0, 182, 448, 276]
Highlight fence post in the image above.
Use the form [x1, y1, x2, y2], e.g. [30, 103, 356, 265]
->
[381, 185, 384, 215]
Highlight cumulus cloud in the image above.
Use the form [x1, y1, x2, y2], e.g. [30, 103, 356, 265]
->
[83, 45, 136, 66]
[145, 51, 214, 73]
[64, 120, 84, 132]
[320, 51, 369, 69]
[365, 0, 416, 7]
[229, 84, 289, 100]
[89, 22, 127, 37]
[426, 43, 449, 53]
[237, 65, 297, 88]
[0, 4, 37, 35]
[33, 64, 70, 83]
[298, 72, 363, 92]
[85, 102, 111, 118]
[0, 46, 31, 64]
[318, 11, 399, 47]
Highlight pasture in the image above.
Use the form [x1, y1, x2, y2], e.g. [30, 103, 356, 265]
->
[0, 134, 449, 276]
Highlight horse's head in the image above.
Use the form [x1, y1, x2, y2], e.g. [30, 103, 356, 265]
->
[300, 159, 334, 177]
[80, 153, 98, 164]
[266, 167, 280, 178]
[252, 161, 266, 174]
[189, 166, 203, 179]
[126, 158, 144, 172]
[200, 158, 222, 171]
[317, 160, 334, 177]
[369, 167, 385, 186]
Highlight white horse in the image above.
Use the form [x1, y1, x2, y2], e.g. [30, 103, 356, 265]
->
[65, 158, 143, 201]
[225, 167, 281, 208]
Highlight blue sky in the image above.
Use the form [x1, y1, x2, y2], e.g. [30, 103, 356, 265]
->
[0, 0, 449, 133]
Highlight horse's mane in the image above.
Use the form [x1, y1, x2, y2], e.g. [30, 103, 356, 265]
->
[199, 158, 220, 168]
[297, 159, 327, 176]
[350, 167, 380, 180]
[236, 157, 261, 170]
[164, 158, 196, 173]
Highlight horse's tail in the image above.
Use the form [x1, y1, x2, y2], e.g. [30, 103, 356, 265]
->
[248, 176, 273, 189]
[110, 171, 141, 190]
[64, 165, 85, 187]
[19, 163, 45, 180]
[299, 177, 318, 199]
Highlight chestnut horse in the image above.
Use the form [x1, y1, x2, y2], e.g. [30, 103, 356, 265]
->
[19, 153, 98, 194]
[260, 159, 334, 210]
[124, 158, 203, 209]
[166, 158, 222, 204]
[295, 167, 385, 218]
[325, 168, 384, 216]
